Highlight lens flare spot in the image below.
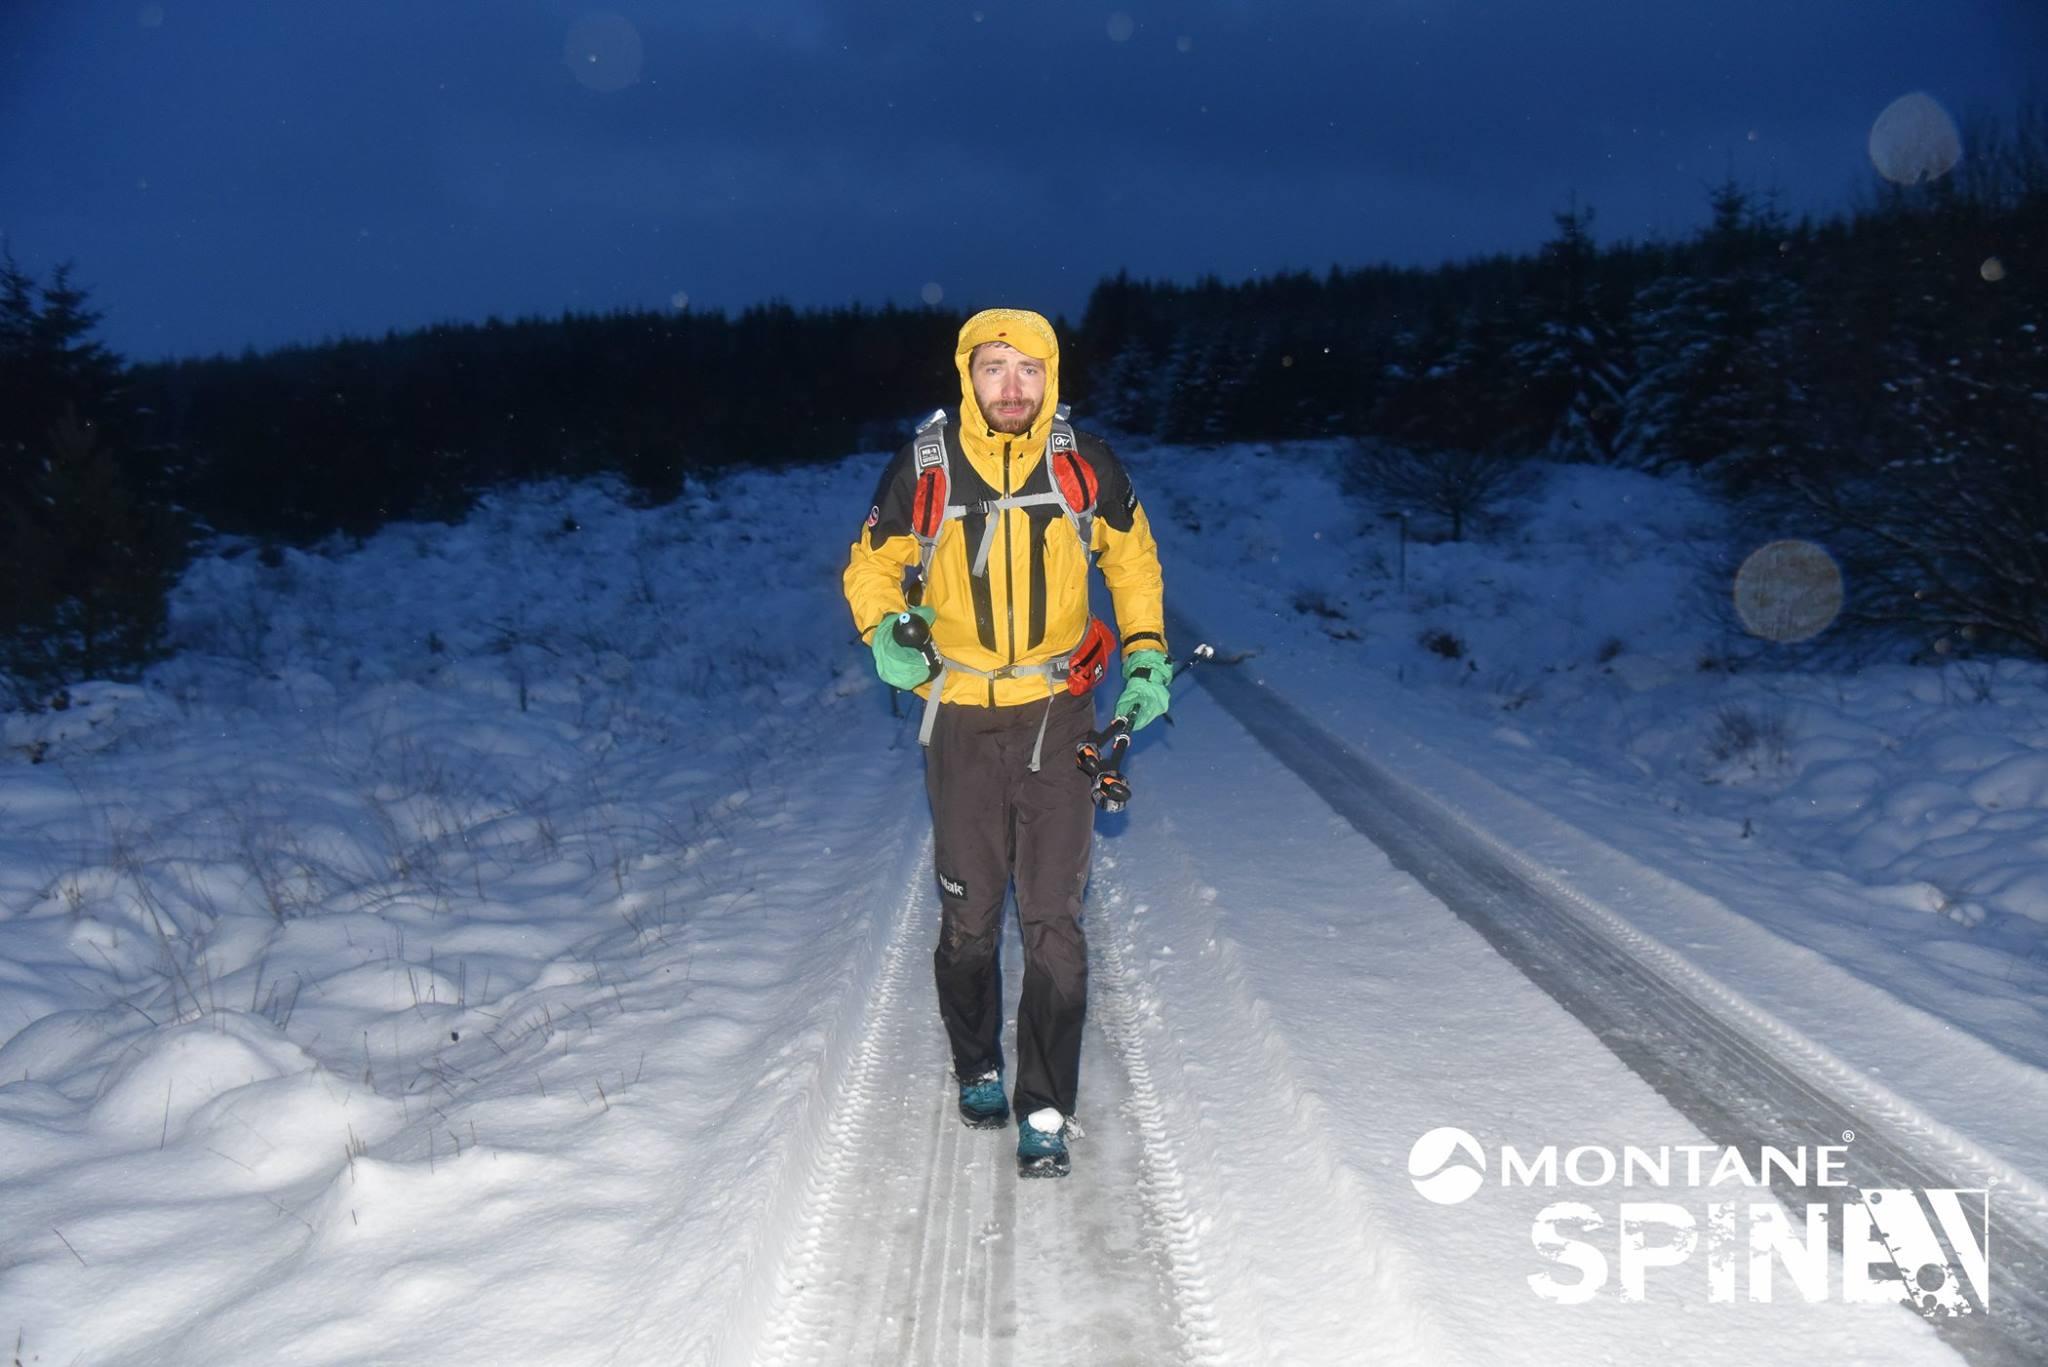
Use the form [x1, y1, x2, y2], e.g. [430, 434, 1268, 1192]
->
[1177, 34, 1194, 53]
[1107, 12, 1136, 42]
[565, 12, 644, 93]
[920, 282, 945, 306]
[669, 291, 690, 311]
[1734, 540, 1844, 643]
[1981, 257, 2006, 283]
[138, 4, 165, 28]
[1868, 92, 1961, 185]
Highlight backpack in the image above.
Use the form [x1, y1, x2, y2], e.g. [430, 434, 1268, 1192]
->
[898, 405, 1118, 754]
[906, 404, 1098, 587]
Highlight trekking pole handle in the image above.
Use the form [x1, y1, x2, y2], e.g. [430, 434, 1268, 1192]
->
[1086, 644, 1209, 810]
[892, 611, 942, 679]
[891, 611, 931, 648]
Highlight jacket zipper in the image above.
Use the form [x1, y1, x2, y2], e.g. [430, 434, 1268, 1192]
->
[1002, 439, 1018, 668]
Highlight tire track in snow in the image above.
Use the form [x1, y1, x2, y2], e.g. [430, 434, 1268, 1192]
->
[1177, 613, 2048, 1366]
[754, 847, 1207, 1365]
[1085, 838, 1470, 1366]
[1085, 886, 1234, 1365]
[752, 844, 951, 1367]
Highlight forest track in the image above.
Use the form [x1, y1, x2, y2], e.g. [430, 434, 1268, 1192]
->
[753, 839, 1225, 1367]
[1175, 608, 2048, 1366]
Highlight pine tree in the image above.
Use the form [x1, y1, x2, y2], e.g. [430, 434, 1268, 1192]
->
[1506, 201, 1631, 462]
[1618, 182, 1806, 483]
[0, 258, 186, 700]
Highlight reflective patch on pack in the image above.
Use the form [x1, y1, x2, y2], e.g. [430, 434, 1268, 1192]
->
[937, 872, 967, 899]
[1050, 427, 1075, 452]
[1054, 451, 1098, 516]
[912, 469, 947, 537]
[916, 441, 945, 470]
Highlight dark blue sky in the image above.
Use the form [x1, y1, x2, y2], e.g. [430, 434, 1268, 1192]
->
[3, 1, 2041, 360]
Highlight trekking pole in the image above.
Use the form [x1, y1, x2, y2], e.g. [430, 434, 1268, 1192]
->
[890, 610, 942, 683]
[1075, 644, 1215, 812]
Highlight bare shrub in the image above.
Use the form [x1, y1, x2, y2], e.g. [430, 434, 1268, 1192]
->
[1703, 703, 1791, 775]
[1344, 440, 1538, 542]
[1420, 627, 1465, 660]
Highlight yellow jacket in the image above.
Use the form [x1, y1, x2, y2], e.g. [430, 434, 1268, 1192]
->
[843, 309, 1168, 707]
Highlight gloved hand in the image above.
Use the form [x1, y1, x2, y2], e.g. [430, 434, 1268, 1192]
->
[871, 606, 938, 689]
[1114, 649, 1171, 731]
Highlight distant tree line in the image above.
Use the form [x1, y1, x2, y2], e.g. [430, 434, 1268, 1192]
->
[136, 302, 968, 543]
[2, 105, 2041, 697]
[1071, 107, 2045, 659]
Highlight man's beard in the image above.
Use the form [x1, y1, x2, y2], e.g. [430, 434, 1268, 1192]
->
[984, 398, 1041, 435]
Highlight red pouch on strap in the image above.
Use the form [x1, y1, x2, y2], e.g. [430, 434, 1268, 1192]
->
[912, 469, 948, 538]
[1053, 451, 1098, 518]
[1065, 617, 1117, 695]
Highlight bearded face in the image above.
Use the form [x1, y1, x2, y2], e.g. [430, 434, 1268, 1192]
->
[970, 342, 1047, 435]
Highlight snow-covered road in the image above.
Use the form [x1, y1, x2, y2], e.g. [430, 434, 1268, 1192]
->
[8, 461, 2045, 1365]
[753, 838, 1206, 1367]
[729, 663, 1996, 1364]
[1167, 615, 2045, 1363]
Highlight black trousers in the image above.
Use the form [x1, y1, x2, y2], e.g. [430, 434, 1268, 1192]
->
[925, 690, 1096, 1119]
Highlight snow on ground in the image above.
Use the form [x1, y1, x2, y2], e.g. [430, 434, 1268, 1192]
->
[1136, 439, 2048, 1075]
[1, 437, 2042, 1363]
[0, 469, 924, 1363]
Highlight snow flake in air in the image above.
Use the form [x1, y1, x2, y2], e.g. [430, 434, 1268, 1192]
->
[1733, 540, 1843, 643]
[1868, 92, 1961, 186]
[565, 12, 644, 93]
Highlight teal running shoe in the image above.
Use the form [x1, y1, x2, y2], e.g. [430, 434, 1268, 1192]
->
[1016, 1107, 1071, 1178]
[958, 1067, 1009, 1130]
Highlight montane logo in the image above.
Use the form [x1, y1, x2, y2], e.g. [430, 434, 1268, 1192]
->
[1409, 1126, 1487, 1205]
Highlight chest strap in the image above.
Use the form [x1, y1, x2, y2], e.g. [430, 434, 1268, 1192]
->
[911, 406, 1090, 586]
[960, 492, 1066, 576]
[918, 652, 1074, 772]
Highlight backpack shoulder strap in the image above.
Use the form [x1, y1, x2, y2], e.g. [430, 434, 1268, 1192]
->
[910, 411, 952, 587]
[1045, 404, 1097, 554]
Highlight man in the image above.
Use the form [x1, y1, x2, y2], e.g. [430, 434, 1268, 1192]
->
[842, 307, 1171, 1178]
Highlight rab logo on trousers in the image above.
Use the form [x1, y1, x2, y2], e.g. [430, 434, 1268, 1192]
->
[938, 873, 967, 899]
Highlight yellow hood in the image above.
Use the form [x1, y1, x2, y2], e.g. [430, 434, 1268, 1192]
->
[954, 308, 1060, 466]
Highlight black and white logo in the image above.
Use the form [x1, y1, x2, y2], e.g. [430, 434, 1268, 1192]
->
[937, 872, 967, 899]
[1409, 1126, 1487, 1205]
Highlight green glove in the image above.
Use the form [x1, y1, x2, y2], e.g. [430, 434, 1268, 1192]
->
[1114, 649, 1171, 731]
[871, 607, 937, 689]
